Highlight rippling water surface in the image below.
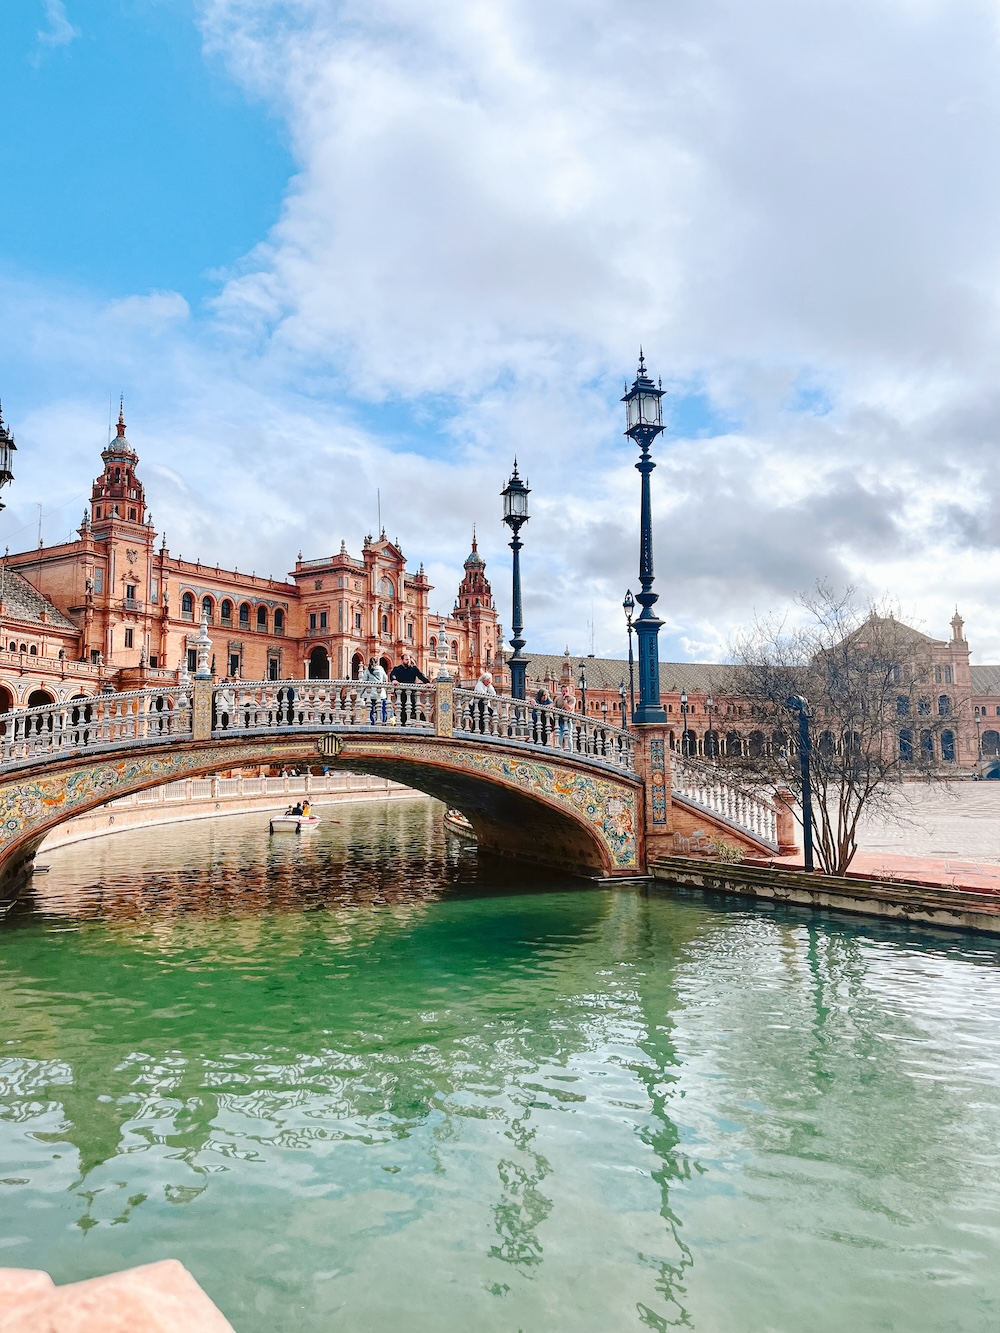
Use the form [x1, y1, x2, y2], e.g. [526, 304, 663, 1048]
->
[2, 797, 999, 1332]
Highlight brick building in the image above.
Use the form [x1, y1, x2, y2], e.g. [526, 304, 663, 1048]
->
[0, 409, 502, 710]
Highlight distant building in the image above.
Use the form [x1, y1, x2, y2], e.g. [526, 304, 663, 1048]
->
[0, 408, 502, 709]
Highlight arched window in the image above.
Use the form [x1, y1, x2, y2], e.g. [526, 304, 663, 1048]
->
[897, 695, 910, 716]
[0, 686, 13, 713]
[682, 728, 698, 756]
[938, 694, 952, 716]
[257, 606, 268, 631]
[726, 731, 742, 757]
[379, 656, 391, 675]
[7, 642, 14, 652]
[201, 595, 214, 623]
[944, 665, 953, 684]
[982, 730, 1000, 757]
[429, 636, 437, 653]
[19, 643, 27, 654]
[381, 614, 388, 635]
[748, 730, 765, 758]
[705, 730, 719, 758]
[239, 603, 251, 628]
[920, 729, 934, 761]
[220, 600, 233, 624]
[27, 689, 53, 708]
[307, 645, 329, 679]
[941, 729, 956, 762]
[917, 697, 931, 715]
[351, 652, 364, 680]
[273, 609, 284, 634]
[818, 730, 836, 757]
[450, 641, 458, 660]
[28, 645, 37, 656]
[899, 729, 913, 761]
[181, 592, 194, 621]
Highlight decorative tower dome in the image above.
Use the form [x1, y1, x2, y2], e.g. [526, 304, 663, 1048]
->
[91, 399, 147, 528]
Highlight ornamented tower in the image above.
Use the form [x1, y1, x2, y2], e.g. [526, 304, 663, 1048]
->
[452, 532, 500, 679]
[91, 401, 147, 529]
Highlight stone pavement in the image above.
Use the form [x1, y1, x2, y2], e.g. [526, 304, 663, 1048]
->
[756, 848, 1000, 896]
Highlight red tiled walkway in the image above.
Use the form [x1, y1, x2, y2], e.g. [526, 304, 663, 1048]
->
[748, 850, 1000, 897]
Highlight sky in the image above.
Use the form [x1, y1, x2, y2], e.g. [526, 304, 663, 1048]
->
[3, 0, 1000, 664]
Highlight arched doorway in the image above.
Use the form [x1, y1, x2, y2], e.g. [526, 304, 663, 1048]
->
[0, 686, 12, 714]
[308, 646, 330, 680]
[379, 656, 392, 676]
[351, 652, 364, 680]
[26, 689, 54, 709]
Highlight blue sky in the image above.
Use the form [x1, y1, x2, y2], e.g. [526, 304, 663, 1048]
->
[0, 1, 290, 303]
[2, 0, 1000, 662]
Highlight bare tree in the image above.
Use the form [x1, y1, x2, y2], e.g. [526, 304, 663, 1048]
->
[722, 584, 948, 876]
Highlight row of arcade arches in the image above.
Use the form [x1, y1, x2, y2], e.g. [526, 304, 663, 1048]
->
[180, 593, 285, 634]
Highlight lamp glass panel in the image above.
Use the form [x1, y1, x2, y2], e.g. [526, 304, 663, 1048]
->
[626, 396, 642, 429]
[640, 391, 660, 424]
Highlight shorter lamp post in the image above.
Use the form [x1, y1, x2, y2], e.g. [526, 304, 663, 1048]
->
[0, 404, 17, 511]
[680, 691, 689, 756]
[623, 590, 636, 721]
[785, 695, 815, 872]
[976, 709, 983, 776]
[618, 681, 627, 729]
[501, 462, 531, 700]
[578, 663, 588, 719]
[705, 694, 715, 759]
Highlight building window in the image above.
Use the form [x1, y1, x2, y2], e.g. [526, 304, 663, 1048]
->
[201, 596, 213, 623]
[309, 613, 317, 630]
[935, 666, 942, 684]
[938, 695, 952, 716]
[129, 507, 137, 521]
[917, 697, 931, 715]
[355, 612, 362, 631]
[268, 656, 280, 681]
[239, 603, 250, 628]
[274, 609, 284, 634]
[181, 592, 195, 621]
[899, 729, 913, 761]
[320, 611, 328, 629]
[945, 665, 952, 683]
[94, 507, 101, 519]
[90, 649, 100, 664]
[150, 578, 159, 603]
[187, 648, 198, 672]
[381, 614, 388, 634]
[941, 729, 956, 762]
[28, 644, 37, 656]
[93, 569, 103, 594]
[451, 641, 458, 660]
[257, 606, 268, 631]
[229, 653, 241, 678]
[920, 729, 935, 760]
[407, 622, 414, 640]
[338, 577, 344, 588]
[338, 603, 344, 631]
[221, 600, 233, 624]
[124, 629, 134, 648]
[897, 695, 910, 716]
[315, 580, 323, 591]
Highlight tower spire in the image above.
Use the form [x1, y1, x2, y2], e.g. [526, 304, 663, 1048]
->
[116, 396, 126, 438]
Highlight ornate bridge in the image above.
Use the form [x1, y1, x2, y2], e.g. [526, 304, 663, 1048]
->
[0, 680, 784, 895]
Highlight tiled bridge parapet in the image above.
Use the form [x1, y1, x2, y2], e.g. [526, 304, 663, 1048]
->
[0, 681, 644, 894]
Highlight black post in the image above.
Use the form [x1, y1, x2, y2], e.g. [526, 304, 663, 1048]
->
[508, 528, 527, 700]
[623, 357, 667, 723]
[787, 695, 815, 872]
[578, 665, 587, 720]
[623, 590, 636, 722]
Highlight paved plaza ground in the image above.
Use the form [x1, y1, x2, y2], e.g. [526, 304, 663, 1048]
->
[769, 779, 1000, 895]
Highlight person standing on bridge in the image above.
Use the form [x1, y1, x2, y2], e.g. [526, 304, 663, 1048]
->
[473, 670, 496, 734]
[558, 684, 575, 750]
[389, 651, 430, 726]
[533, 686, 553, 745]
[363, 655, 389, 724]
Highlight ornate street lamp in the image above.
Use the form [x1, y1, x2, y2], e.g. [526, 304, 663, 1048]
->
[0, 403, 17, 511]
[622, 589, 636, 722]
[501, 461, 530, 700]
[618, 681, 627, 729]
[578, 662, 588, 719]
[680, 691, 689, 756]
[706, 694, 715, 758]
[622, 353, 667, 722]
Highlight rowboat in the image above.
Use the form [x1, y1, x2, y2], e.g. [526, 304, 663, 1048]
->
[269, 814, 321, 833]
[443, 808, 475, 839]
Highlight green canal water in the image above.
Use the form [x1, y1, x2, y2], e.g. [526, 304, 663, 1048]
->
[1, 797, 999, 1332]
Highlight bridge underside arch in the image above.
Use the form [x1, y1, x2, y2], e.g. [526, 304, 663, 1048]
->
[0, 733, 641, 896]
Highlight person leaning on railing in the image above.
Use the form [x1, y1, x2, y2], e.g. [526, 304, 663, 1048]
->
[389, 651, 430, 725]
[473, 671, 496, 734]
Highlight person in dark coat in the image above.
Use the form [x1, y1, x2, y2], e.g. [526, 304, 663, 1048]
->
[389, 651, 430, 725]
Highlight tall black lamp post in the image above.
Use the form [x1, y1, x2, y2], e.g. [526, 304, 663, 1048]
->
[705, 694, 715, 758]
[0, 403, 17, 511]
[501, 461, 530, 700]
[623, 589, 636, 722]
[623, 354, 667, 723]
[680, 691, 689, 756]
[785, 695, 815, 872]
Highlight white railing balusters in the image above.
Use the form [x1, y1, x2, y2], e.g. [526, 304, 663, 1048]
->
[670, 753, 780, 852]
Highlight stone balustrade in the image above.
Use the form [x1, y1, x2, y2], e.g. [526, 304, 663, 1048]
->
[670, 753, 780, 852]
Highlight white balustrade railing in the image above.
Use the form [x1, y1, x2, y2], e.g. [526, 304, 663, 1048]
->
[452, 689, 636, 773]
[670, 753, 779, 851]
[0, 680, 637, 776]
[0, 687, 194, 769]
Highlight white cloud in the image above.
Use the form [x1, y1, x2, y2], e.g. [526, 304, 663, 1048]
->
[9, 0, 1000, 664]
[37, 0, 78, 47]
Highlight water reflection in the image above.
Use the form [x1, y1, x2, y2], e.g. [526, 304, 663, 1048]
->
[1, 803, 999, 1332]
